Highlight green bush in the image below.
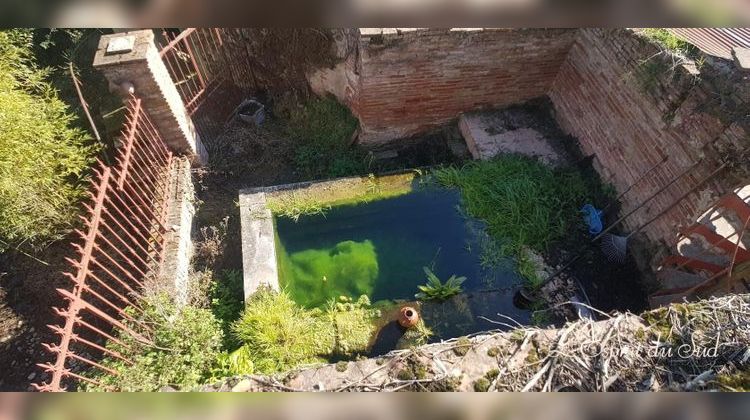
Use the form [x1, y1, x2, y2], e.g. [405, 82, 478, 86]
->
[0, 30, 97, 249]
[232, 288, 380, 374]
[285, 96, 366, 179]
[232, 287, 334, 374]
[86, 295, 224, 391]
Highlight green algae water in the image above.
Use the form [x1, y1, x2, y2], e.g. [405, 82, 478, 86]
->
[274, 186, 531, 340]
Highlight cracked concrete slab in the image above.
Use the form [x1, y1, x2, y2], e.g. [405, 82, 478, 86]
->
[238, 190, 279, 300]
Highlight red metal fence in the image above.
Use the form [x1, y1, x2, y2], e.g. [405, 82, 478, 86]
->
[158, 28, 228, 116]
[35, 97, 173, 391]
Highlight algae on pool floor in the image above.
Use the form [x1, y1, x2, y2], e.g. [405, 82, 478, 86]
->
[274, 186, 531, 339]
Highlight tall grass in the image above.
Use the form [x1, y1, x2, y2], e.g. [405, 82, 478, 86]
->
[433, 155, 590, 284]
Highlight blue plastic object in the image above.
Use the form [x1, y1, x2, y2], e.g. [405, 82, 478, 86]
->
[581, 204, 603, 235]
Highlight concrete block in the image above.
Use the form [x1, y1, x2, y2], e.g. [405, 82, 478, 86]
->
[732, 47, 750, 72]
[459, 112, 564, 166]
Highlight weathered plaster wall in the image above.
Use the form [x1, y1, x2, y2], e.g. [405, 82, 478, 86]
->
[549, 28, 750, 255]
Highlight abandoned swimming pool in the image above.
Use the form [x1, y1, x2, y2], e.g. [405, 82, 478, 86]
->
[239, 172, 532, 350]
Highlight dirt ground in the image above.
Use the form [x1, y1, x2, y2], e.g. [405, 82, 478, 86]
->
[0, 241, 72, 391]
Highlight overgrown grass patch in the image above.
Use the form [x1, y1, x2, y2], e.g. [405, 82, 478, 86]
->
[231, 288, 380, 374]
[433, 155, 590, 286]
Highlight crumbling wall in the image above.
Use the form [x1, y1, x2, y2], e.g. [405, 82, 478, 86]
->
[549, 28, 750, 259]
[310, 28, 578, 146]
[159, 157, 197, 304]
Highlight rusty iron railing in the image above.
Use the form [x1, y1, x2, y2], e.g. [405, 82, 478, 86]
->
[158, 28, 227, 116]
[34, 97, 173, 391]
[650, 191, 750, 307]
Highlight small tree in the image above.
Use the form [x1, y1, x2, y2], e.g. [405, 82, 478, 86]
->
[0, 30, 97, 249]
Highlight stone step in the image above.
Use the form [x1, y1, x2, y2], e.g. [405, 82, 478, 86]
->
[648, 290, 690, 308]
[661, 255, 725, 275]
[656, 267, 709, 290]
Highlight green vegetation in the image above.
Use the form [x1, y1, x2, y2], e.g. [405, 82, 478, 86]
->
[267, 191, 331, 222]
[210, 269, 245, 348]
[453, 336, 472, 356]
[396, 319, 434, 349]
[717, 370, 750, 392]
[213, 344, 255, 378]
[86, 295, 224, 391]
[641, 29, 698, 58]
[326, 295, 380, 356]
[284, 96, 367, 179]
[474, 368, 500, 391]
[433, 155, 589, 286]
[277, 239, 379, 308]
[415, 266, 466, 301]
[0, 30, 97, 249]
[232, 287, 333, 374]
[231, 288, 380, 374]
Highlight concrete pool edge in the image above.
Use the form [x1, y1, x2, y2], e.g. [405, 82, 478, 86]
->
[238, 191, 280, 300]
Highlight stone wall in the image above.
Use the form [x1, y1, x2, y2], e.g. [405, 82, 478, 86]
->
[310, 28, 578, 145]
[159, 157, 197, 304]
[549, 28, 750, 256]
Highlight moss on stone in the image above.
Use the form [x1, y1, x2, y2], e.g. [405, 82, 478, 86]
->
[717, 370, 750, 391]
[267, 172, 416, 220]
[485, 368, 500, 382]
[473, 377, 491, 392]
[453, 336, 472, 356]
[335, 361, 349, 372]
[487, 346, 500, 357]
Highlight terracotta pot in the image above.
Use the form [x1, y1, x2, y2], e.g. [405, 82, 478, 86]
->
[398, 306, 419, 328]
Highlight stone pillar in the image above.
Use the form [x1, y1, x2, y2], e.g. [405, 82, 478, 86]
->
[93, 30, 207, 166]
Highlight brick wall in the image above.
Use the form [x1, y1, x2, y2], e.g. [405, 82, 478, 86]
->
[311, 28, 578, 145]
[94, 30, 207, 165]
[549, 28, 750, 253]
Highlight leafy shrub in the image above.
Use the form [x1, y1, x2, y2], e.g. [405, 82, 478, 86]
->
[0, 30, 97, 249]
[415, 266, 466, 301]
[232, 288, 381, 374]
[232, 287, 334, 374]
[86, 295, 224, 391]
[284, 96, 366, 179]
[212, 344, 255, 378]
